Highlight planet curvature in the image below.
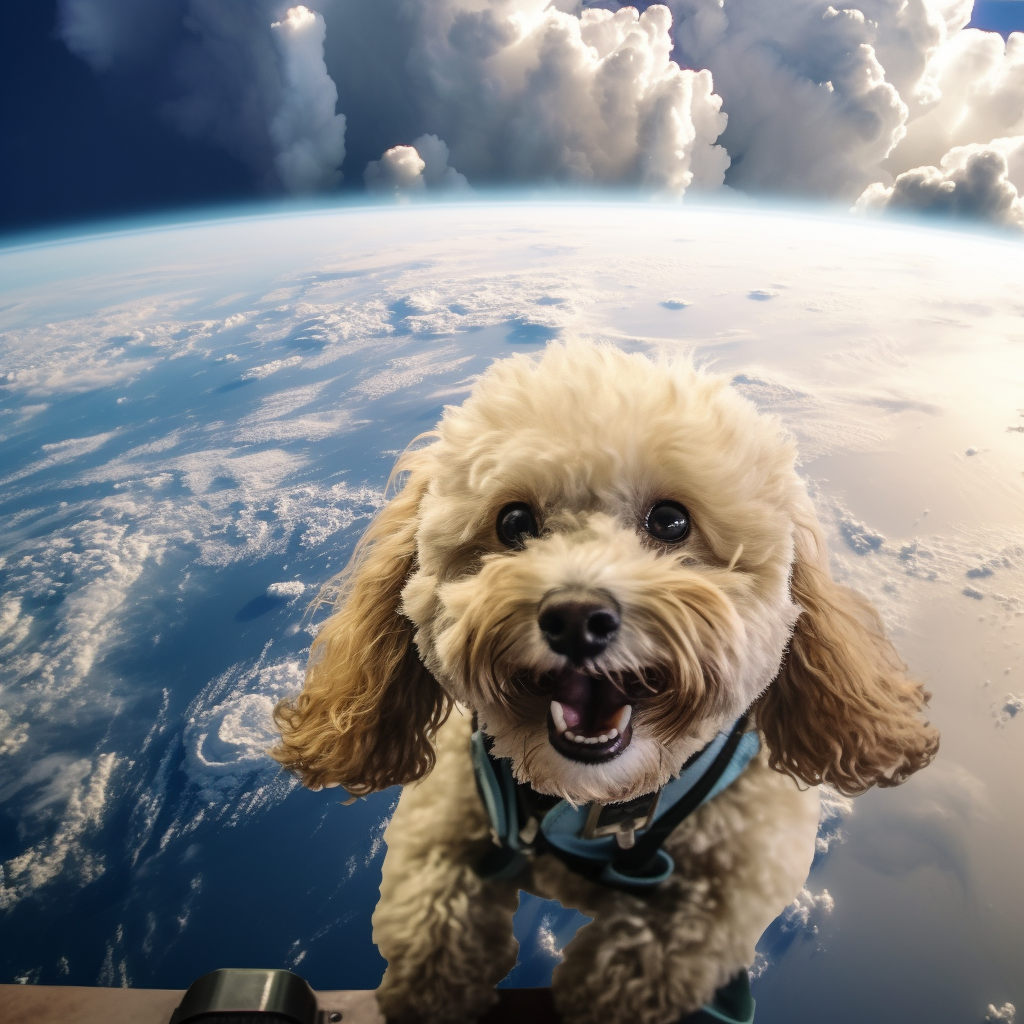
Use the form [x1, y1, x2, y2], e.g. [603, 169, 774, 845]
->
[0, 198, 1022, 1024]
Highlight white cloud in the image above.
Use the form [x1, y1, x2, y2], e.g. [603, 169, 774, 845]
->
[1, 513, 162, 718]
[0, 707, 29, 758]
[354, 348, 473, 399]
[164, 1, 345, 193]
[240, 381, 328, 420]
[0, 595, 32, 662]
[269, 6, 347, 193]
[365, 134, 470, 194]
[0, 298, 220, 399]
[363, 798, 398, 864]
[536, 913, 565, 962]
[0, 438, 379, 742]
[0, 753, 119, 911]
[747, 950, 769, 981]
[267, 580, 306, 603]
[183, 657, 303, 815]
[987, 1003, 1016, 1024]
[665, 0, 910, 198]
[414, 133, 472, 189]
[849, 9, 1024, 227]
[730, 370, 889, 463]
[816, 785, 853, 855]
[227, 374, 350, 445]
[652, 0, 1024, 224]
[885, 27, 1024, 181]
[97, 923, 131, 989]
[0, 431, 119, 488]
[994, 692, 1024, 726]
[365, 145, 427, 195]
[404, 3, 729, 194]
[779, 886, 835, 935]
[232, 410, 354, 444]
[855, 138, 1024, 229]
[242, 356, 304, 380]
[809, 487, 1024, 631]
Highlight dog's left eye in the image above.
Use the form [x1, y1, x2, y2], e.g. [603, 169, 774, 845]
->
[496, 502, 539, 549]
[645, 500, 691, 543]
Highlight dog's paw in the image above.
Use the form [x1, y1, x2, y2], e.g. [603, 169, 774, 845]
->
[376, 976, 500, 1024]
[552, 914, 721, 1024]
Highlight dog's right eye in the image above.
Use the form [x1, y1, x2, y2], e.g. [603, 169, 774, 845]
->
[496, 503, 538, 549]
[645, 500, 691, 543]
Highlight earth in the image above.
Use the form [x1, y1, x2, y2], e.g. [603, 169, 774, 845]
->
[1, 198, 1022, 1024]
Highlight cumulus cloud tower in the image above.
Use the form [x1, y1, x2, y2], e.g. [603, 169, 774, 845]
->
[269, 5, 347, 193]
[405, 2, 730, 194]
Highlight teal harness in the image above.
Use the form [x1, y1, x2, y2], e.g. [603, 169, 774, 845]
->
[470, 714, 761, 1023]
[472, 713, 759, 888]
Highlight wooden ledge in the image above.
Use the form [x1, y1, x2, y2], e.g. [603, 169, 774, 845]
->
[0, 983, 560, 1024]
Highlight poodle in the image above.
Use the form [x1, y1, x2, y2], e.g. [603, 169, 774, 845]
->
[273, 341, 938, 1024]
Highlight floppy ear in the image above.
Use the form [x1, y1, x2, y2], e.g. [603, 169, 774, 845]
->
[756, 509, 939, 796]
[272, 452, 448, 794]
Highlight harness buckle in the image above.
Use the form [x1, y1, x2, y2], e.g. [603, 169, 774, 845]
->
[582, 789, 661, 843]
[518, 817, 539, 845]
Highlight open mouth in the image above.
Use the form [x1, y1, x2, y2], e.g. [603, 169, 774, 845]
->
[547, 668, 633, 764]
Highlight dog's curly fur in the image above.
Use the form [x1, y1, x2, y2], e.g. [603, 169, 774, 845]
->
[273, 342, 938, 1024]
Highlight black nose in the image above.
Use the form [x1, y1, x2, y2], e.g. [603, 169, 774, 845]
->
[538, 593, 620, 663]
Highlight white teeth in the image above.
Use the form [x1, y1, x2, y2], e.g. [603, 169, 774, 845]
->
[550, 701, 568, 734]
[554, 704, 630, 746]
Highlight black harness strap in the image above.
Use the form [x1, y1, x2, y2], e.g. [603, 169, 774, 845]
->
[610, 713, 750, 877]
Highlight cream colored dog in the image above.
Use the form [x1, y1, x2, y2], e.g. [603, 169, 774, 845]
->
[274, 342, 937, 1024]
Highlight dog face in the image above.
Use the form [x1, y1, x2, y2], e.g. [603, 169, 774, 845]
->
[274, 343, 937, 803]
[400, 344, 801, 804]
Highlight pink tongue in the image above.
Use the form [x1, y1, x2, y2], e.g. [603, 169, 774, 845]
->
[553, 670, 629, 734]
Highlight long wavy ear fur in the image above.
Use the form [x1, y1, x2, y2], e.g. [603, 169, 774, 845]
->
[756, 510, 939, 796]
[272, 451, 448, 794]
